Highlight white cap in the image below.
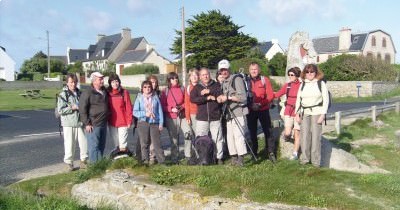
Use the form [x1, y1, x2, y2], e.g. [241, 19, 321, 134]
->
[218, 59, 230, 70]
[90, 71, 104, 82]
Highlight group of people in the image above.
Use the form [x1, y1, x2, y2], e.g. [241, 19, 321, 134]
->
[57, 59, 329, 170]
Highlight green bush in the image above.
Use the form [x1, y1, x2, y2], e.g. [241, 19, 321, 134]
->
[17, 73, 33, 80]
[319, 54, 398, 81]
[121, 64, 159, 75]
[33, 72, 44, 81]
[230, 58, 269, 76]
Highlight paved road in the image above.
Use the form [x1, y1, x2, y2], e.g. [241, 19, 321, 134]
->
[0, 101, 388, 186]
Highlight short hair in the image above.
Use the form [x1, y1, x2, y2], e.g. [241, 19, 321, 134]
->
[141, 80, 153, 93]
[300, 64, 324, 80]
[66, 73, 78, 83]
[147, 74, 159, 91]
[288, 67, 301, 77]
[166, 72, 180, 87]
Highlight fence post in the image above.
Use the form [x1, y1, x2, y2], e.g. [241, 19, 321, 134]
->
[396, 102, 400, 114]
[335, 111, 341, 135]
[371, 105, 377, 122]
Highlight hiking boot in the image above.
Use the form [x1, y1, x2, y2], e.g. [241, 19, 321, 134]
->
[230, 156, 238, 166]
[79, 160, 88, 169]
[269, 153, 277, 164]
[237, 155, 244, 167]
[217, 159, 224, 165]
[66, 163, 74, 171]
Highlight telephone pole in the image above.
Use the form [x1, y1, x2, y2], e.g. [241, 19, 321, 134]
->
[181, 4, 187, 87]
[47, 30, 50, 78]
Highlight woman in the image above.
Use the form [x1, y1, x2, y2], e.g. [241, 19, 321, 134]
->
[147, 75, 160, 163]
[274, 67, 302, 160]
[133, 81, 165, 165]
[295, 64, 329, 167]
[183, 69, 199, 159]
[160, 72, 189, 163]
[57, 73, 88, 171]
[107, 73, 133, 154]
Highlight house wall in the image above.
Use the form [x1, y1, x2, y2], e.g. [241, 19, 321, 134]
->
[82, 60, 109, 72]
[108, 30, 131, 62]
[142, 51, 171, 74]
[265, 44, 284, 61]
[362, 31, 396, 64]
[316, 52, 359, 64]
[0, 49, 16, 81]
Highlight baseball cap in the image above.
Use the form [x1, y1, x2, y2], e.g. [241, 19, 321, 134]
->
[90, 71, 104, 82]
[218, 59, 230, 70]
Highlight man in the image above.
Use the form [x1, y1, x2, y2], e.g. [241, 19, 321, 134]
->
[79, 71, 109, 163]
[247, 62, 275, 162]
[217, 59, 248, 166]
[190, 67, 224, 164]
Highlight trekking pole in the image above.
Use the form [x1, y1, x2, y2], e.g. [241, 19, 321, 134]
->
[227, 106, 258, 161]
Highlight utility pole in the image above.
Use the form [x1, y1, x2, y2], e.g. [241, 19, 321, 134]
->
[181, 3, 187, 87]
[47, 30, 50, 78]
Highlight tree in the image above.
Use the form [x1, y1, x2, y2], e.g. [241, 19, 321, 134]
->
[67, 61, 84, 73]
[19, 51, 66, 74]
[268, 53, 287, 76]
[171, 10, 257, 69]
[33, 51, 47, 59]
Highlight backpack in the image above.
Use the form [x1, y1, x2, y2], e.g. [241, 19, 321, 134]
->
[231, 73, 266, 108]
[54, 90, 70, 119]
[188, 135, 215, 165]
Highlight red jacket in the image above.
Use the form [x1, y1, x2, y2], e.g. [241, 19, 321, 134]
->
[274, 80, 301, 117]
[161, 85, 185, 119]
[184, 84, 197, 120]
[250, 75, 274, 111]
[108, 88, 133, 127]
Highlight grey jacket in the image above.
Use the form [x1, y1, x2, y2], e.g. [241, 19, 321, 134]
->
[221, 74, 249, 119]
[57, 86, 82, 127]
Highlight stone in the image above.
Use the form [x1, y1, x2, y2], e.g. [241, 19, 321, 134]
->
[286, 31, 317, 77]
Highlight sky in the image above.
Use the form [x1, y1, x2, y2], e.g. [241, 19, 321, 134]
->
[1, 0, 399, 70]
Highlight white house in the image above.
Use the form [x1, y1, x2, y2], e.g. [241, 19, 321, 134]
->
[0, 46, 16, 81]
[313, 28, 397, 64]
[257, 39, 285, 61]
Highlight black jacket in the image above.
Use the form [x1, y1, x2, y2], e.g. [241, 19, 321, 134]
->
[79, 86, 109, 127]
[190, 80, 223, 121]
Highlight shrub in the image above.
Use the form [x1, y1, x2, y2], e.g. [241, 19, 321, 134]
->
[319, 54, 398, 81]
[33, 72, 44, 81]
[230, 58, 269, 76]
[17, 73, 33, 80]
[121, 64, 159, 75]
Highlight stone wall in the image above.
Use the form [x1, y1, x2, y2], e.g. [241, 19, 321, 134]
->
[269, 76, 400, 98]
[0, 81, 63, 90]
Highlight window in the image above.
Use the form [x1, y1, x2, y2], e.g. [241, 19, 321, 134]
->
[382, 38, 387, 48]
[317, 56, 320, 62]
[385, 54, 391, 63]
[371, 36, 376, 47]
[366, 52, 373, 59]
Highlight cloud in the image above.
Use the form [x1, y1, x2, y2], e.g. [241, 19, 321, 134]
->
[257, 0, 345, 25]
[84, 8, 113, 32]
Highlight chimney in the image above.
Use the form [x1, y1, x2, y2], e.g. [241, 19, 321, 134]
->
[97, 34, 105, 42]
[122, 28, 131, 40]
[339, 27, 351, 51]
[146, 44, 153, 53]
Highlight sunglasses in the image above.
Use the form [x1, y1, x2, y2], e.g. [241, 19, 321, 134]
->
[143, 86, 151, 88]
[288, 74, 296, 77]
[305, 71, 315, 74]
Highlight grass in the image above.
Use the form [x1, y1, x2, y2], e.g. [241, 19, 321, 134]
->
[333, 86, 400, 103]
[5, 110, 400, 210]
[0, 89, 60, 111]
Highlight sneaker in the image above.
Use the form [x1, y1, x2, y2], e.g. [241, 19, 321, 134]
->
[289, 153, 298, 160]
[269, 153, 277, 164]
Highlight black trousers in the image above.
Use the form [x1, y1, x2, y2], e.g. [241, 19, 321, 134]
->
[247, 109, 274, 155]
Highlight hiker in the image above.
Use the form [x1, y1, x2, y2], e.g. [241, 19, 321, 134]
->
[184, 68, 199, 137]
[133, 81, 165, 165]
[217, 59, 249, 166]
[79, 71, 109, 163]
[57, 73, 88, 171]
[216, 70, 228, 159]
[295, 64, 329, 167]
[190, 67, 224, 165]
[147, 75, 161, 164]
[247, 62, 275, 162]
[274, 67, 302, 160]
[160, 72, 190, 163]
[107, 73, 133, 155]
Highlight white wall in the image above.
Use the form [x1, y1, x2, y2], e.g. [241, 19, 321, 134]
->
[362, 31, 396, 64]
[265, 44, 284, 61]
[0, 48, 16, 81]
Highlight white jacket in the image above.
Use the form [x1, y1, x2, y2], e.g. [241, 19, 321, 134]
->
[295, 79, 329, 116]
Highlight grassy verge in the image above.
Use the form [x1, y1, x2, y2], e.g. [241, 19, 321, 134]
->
[333, 86, 400, 103]
[0, 89, 60, 111]
[4, 112, 400, 209]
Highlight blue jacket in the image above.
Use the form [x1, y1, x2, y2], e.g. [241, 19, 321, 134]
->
[133, 93, 163, 125]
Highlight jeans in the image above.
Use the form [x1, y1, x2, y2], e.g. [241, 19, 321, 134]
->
[86, 125, 107, 163]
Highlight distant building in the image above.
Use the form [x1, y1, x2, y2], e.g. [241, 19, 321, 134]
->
[257, 39, 285, 61]
[0, 46, 16, 81]
[67, 28, 171, 74]
[313, 28, 396, 64]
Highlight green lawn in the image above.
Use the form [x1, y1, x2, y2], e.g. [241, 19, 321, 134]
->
[0, 89, 60, 111]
